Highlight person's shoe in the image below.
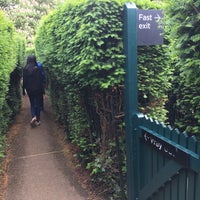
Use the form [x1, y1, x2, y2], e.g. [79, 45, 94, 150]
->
[35, 121, 41, 126]
[30, 117, 37, 126]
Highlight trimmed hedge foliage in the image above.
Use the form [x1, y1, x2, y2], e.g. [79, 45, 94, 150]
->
[35, 0, 171, 198]
[0, 11, 26, 159]
[36, 0, 171, 120]
[166, 0, 200, 135]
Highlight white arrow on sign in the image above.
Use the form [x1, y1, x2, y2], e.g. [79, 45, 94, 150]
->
[154, 14, 161, 21]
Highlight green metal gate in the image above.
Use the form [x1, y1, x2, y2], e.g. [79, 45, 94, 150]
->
[132, 113, 200, 200]
[124, 3, 200, 200]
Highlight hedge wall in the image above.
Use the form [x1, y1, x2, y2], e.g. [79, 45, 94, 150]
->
[0, 11, 26, 160]
[165, 0, 200, 135]
[35, 0, 171, 198]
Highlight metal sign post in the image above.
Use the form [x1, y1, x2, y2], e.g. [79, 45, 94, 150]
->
[124, 3, 138, 200]
[124, 3, 164, 200]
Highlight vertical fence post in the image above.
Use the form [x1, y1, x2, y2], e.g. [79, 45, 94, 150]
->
[124, 3, 139, 200]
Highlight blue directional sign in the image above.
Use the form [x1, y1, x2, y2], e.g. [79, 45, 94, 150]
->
[137, 9, 164, 46]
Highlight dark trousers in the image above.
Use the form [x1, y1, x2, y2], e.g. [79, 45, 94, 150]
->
[28, 94, 41, 122]
[39, 94, 44, 110]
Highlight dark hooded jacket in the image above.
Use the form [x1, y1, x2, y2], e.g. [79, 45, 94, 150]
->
[23, 61, 43, 96]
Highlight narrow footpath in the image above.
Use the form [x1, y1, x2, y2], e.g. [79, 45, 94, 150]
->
[1, 95, 94, 200]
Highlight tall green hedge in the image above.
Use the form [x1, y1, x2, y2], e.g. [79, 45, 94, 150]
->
[0, 11, 26, 160]
[165, 0, 200, 135]
[7, 34, 26, 118]
[36, 0, 171, 121]
[35, 0, 171, 198]
[0, 10, 17, 133]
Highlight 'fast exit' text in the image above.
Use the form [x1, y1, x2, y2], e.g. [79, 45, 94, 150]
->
[138, 14, 152, 29]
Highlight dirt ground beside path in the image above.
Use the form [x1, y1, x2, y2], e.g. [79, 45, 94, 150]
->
[0, 95, 104, 200]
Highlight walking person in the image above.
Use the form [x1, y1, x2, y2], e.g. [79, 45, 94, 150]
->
[23, 55, 44, 127]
